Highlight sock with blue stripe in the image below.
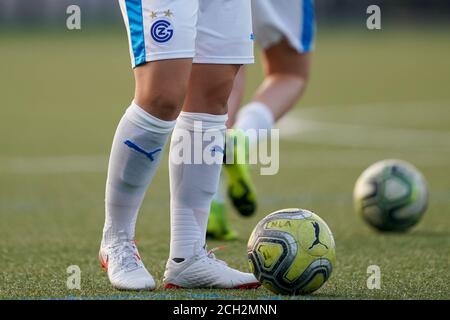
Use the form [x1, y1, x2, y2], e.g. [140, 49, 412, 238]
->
[169, 112, 227, 260]
[102, 101, 176, 247]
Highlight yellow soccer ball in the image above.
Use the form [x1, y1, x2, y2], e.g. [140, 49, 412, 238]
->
[247, 208, 336, 295]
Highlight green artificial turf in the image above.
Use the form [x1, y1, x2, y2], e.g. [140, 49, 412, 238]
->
[0, 26, 449, 299]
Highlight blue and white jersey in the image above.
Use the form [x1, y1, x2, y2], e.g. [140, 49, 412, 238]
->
[252, 0, 316, 53]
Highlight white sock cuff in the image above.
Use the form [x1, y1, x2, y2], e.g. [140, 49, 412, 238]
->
[176, 112, 228, 132]
[236, 101, 275, 131]
[125, 101, 177, 134]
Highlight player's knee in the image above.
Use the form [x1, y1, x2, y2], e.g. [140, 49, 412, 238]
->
[267, 73, 308, 97]
[137, 90, 185, 120]
[149, 91, 184, 112]
[296, 66, 311, 85]
[265, 43, 312, 83]
[291, 72, 310, 93]
[134, 60, 191, 119]
[267, 61, 310, 85]
[201, 76, 236, 114]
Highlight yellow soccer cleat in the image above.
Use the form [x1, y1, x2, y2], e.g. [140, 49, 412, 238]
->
[224, 130, 257, 217]
[207, 201, 238, 241]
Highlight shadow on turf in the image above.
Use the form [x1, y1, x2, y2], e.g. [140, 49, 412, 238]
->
[408, 230, 450, 239]
[33, 292, 346, 300]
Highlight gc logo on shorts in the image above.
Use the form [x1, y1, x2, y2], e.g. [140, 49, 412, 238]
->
[151, 19, 174, 43]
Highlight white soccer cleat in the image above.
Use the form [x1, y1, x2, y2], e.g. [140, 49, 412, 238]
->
[99, 240, 156, 291]
[163, 245, 260, 289]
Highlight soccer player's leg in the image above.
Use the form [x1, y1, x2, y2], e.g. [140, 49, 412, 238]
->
[100, 60, 191, 291]
[235, 0, 314, 123]
[224, 0, 315, 218]
[206, 69, 246, 240]
[242, 40, 312, 123]
[164, 64, 259, 289]
[224, 120, 258, 218]
[206, 173, 239, 241]
[163, 0, 259, 289]
[100, 0, 196, 290]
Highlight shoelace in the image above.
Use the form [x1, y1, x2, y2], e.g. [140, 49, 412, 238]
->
[206, 246, 228, 266]
[110, 241, 141, 272]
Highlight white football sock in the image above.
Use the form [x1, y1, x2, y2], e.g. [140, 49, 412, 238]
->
[211, 172, 227, 204]
[102, 101, 176, 248]
[169, 112, 227, 260]
[234, 101, 275, 145]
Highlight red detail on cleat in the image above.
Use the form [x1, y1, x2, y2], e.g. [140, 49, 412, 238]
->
[207, 246, 227, 255]
[233, 282, 261, 289]
[99, 254, 109, 272]
[164, 283, 184, 289]
[164, 282, 261, 289]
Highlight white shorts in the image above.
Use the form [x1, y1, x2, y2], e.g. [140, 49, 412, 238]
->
[252, 0, 316, 53]
[118, 0, 254, 68]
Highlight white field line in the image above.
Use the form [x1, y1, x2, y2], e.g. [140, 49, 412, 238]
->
[1, 101, 450, 174]
[1, 149, 448, 175]
[278, 152, 450, 169]
[278, 116, 450, 150]
[277, 100, 450, 151]
[297, 99, 450, 113]
[0, 155, 108, 174]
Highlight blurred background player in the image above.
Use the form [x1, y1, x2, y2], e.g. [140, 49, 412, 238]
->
[207, 0, 316, 240]
[99, 0, 259, 290]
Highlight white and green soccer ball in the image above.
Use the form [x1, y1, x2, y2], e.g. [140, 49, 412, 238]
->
[354, 159, 428, 232]
[247, 208, 336, 295]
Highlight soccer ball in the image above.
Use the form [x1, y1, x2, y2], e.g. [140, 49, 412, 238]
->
[354, 159, 428, 232]
[247, 208, 336, 295]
